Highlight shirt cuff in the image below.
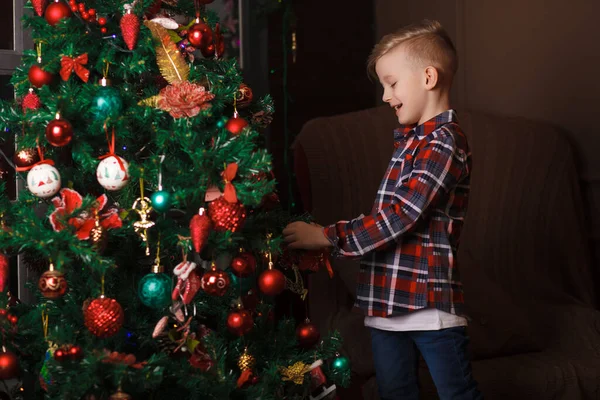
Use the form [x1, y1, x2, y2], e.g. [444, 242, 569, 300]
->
[323, 225, 341, 256]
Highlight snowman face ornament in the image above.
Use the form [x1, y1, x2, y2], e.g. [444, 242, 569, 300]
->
[96, 155, 129, 191]
[27, 164, 61, 198]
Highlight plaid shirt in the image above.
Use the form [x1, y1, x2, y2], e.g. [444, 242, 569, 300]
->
[324, 110, 471, 317]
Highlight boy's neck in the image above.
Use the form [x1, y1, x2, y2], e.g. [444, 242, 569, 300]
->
[418, 91, 451, 125]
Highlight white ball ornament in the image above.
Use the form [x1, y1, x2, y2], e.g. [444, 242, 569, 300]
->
[27, 164, 61, 198]
[96, 155, 129, 191]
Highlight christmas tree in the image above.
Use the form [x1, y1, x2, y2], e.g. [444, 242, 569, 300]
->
[0, 0, 349, 398]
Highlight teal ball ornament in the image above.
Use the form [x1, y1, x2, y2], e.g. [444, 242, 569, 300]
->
[138, 272, 172, 309]
[332, 355, 350, 373]
[92, 79, 123, 120]
[151, 190, 171, 213]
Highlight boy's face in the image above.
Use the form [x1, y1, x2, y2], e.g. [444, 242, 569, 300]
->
[376, 45, 427, 126]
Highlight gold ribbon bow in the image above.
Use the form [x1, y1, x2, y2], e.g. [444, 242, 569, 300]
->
[279, 361, 312, 385]
[60, 53, 90, 82]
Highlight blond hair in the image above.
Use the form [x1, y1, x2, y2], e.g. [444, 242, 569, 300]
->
[367, 20, 458, 87]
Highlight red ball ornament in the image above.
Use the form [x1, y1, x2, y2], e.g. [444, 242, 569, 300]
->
[120, 9, 140, 50]
[0, 310, 7, 318]
[200, 268, 230, 296]
[7, 314, 18, 325]
[227, 309, 253, 336]
[54, 348, 66, 362]
[45, 0, 72, 26]
[187, 19, 213, 49]
[28, 65, 53, 88]
[98, 17, 107, 26]
[84, 297, 124, 338]
[296, 320, 321, 348]
[208, 197, 247, 232]
[32, 0, 47, 17]
[231, 252, 256, 277]
[225, 117, 249, 136]
[38, 269, 68, 299]
[69, 345, 83, 360]
[13, 148, 40, 169]
[45, 113, 73, 147]
[22, 89, 41, 112]
[0, 350, 19, 380]
[258, 269, 286, 296]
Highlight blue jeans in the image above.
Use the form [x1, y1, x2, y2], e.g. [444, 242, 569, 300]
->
[370, 327, 483, 400]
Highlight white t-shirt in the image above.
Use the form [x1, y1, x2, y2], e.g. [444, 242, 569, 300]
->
[364, 308, 468, 331]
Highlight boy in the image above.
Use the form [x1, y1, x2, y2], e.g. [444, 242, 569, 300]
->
[283, 20, 482, 400]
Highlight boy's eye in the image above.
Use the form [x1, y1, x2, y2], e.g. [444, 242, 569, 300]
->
[391, 82, 397, 88]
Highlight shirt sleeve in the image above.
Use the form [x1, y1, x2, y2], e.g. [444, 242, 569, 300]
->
[323, 132, 466, 258]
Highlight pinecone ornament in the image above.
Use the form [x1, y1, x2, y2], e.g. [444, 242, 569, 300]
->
[120, 9, 140, 50]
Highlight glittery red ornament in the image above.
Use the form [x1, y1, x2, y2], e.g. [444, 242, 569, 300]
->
[225, 117, 249, 136]
[231, 252, 256, 277]
[22, 90, 41, 112]
[200, 268, 230, 296]
[120, 10, 140, 50]
[38, 269, 67, 299]
[258, 269, 286, 296]
[189, 208, 211, 253]
[0, 350, 19, 380]
[227, 309, 253, 336]
[84, 297, 124, 338]
[236, 83, 253, 109]
[45, 0, 72, 26]
[187, 19, 213, 49]
[13, 148, 40, 169]
[28, 65, 53, 88]
[296, 320, 320, 348]
[208, 197, 247, 232]
[32, 0, 47, 17]
[45, 114, 73, 147]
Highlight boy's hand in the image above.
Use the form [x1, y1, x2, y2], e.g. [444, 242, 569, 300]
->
[283, 222, 332, 250]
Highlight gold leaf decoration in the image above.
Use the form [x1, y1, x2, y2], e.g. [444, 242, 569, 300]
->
[144, 20, 189, 84]
[138, 95, 161, 108]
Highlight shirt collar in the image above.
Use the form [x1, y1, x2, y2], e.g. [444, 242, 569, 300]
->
[393, 109, 458, 142]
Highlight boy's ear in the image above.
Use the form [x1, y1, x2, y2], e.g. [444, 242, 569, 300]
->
[423, 66, 439, 90]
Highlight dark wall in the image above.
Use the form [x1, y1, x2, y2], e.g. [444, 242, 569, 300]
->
[268, 1, 377, 210]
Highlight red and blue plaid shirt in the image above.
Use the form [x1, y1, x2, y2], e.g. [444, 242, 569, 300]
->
[324, 110, 471, 317]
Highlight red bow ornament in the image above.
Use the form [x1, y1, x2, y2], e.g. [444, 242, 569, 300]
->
[49, 188, 122, 240]
[60, 53, 90, 82]
[222, 162, 238, 203]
